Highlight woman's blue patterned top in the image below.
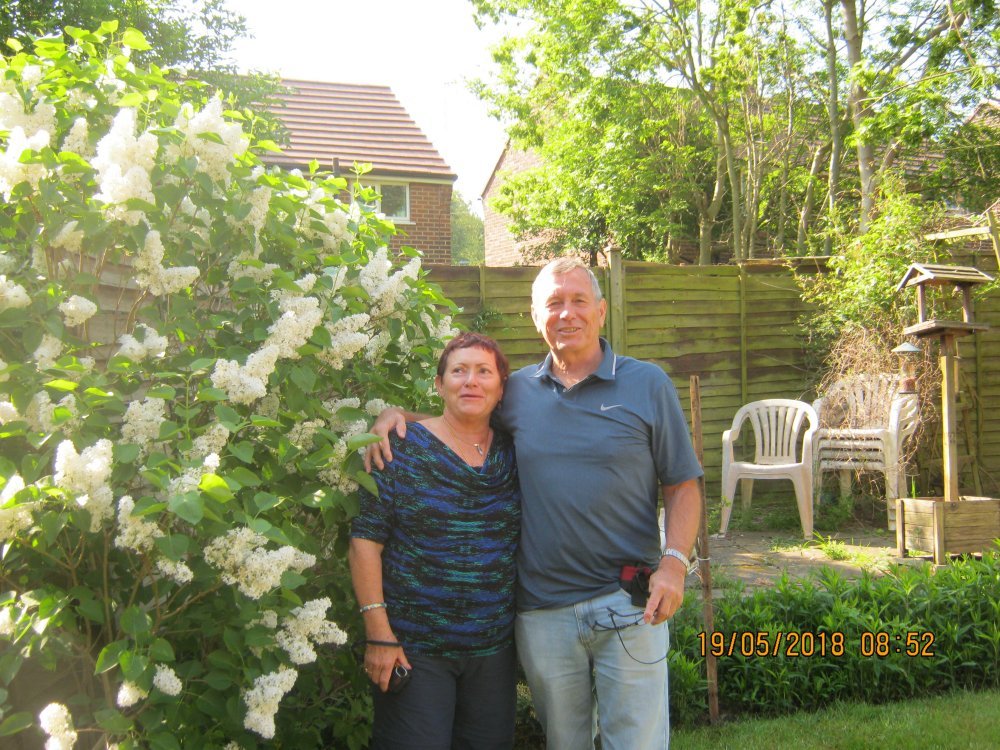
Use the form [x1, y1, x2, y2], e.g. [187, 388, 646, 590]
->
[351, 422, 521, 657]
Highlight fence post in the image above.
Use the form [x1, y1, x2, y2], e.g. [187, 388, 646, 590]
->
[739, 264, 749, 407]
[478, 263, 487, 314]
[608, 249, 627, 354]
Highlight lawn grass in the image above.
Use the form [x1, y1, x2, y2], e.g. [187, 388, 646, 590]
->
[672, 687, 1000, 749]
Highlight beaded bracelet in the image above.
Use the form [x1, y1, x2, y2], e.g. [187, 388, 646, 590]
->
[359, 602, 387, 614]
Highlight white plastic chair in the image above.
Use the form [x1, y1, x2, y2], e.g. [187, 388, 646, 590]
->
[720, 399, 818, 539]
[813, 375, 920, 528]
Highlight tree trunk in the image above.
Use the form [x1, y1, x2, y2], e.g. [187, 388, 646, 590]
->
[841, 0, 875, 230]
[824, 0, 842, 254]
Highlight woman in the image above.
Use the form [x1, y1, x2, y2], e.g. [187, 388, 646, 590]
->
[349, 332, 520, 750]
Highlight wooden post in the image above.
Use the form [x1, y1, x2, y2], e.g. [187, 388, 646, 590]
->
[932, 499, 946, 566]
[940, 334, 960, 503]
[988, 210, 1000, 271]
[478, 263, 487, 312]
[738, 265, 748, 409]
[689, 376, 719, 724]
[608, 249, 627, 354]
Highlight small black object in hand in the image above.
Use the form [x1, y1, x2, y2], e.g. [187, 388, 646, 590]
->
[388, 665, 411, 693]
[619, 563, 652, 607]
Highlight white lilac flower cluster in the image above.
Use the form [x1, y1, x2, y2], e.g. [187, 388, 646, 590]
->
[210, 346, 279, 405]
[38, 702, 77, 750]
[92, 108, 157, 224]
[52, 221, 85, 254]
[358, 247, 421, 317]
[113, 495, 163, 552]
[266, 294, 322, 359]
[290, 189, 356, 250]
[204, 527, 315, 600]
[166, 452, 220, 498]
[242, 667, 297, 739]
[33, 334, 63, 370]
[286, 419, 324, 450]
[156, 557, 194, 585]
[166, 98, 248, 184]
[61, 117, 89, 157]
[0, 127, 51, 199]
[316, 313, 370, 371]
[0, 399, 20, 424]
[0, 72, 56, 135]
[54, 439, 114, 531]
[0, 604, 15, 637]
[153, 664, 182, 696]
[275, 597, 348, 665]
[0, 475, 33, 542]
[134, 230, 200, 296]
[58, 295, 98, 327]
[0, 275, 31, 312]
[116, 680, 148, 708]
[25, 391, 80, 434]
[118, 323, 168, 361]
[121, 397, 167, 455]
[185, 422, 231, 462]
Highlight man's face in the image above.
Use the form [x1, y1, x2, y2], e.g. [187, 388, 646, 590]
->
[531, 267, 607, 358]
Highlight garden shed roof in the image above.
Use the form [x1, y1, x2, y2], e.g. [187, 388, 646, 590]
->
[265, 79, 456, 182]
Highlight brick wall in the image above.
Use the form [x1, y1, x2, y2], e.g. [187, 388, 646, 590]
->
[389, 182, 453, 264]
[483, 148, 548, 266]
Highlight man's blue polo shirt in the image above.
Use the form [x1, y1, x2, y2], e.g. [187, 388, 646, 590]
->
[497, 339, 703, 611]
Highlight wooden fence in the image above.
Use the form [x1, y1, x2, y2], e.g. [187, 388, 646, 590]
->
[427, 251, 1000, 505]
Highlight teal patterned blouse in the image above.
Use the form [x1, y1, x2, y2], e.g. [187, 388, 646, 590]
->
[351, 422, 521, 657]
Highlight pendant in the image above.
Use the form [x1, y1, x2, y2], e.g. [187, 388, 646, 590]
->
[474, 443, 484, 456]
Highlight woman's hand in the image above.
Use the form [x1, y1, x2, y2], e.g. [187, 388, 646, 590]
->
[363, 408, 408, 471]
[364, 642, 411, 693]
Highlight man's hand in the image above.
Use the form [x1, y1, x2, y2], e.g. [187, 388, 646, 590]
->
[643, 555, 686, 625]
[363, 408, 407, 472]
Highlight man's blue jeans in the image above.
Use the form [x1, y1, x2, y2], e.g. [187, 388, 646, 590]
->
[515, 588, 670, 750]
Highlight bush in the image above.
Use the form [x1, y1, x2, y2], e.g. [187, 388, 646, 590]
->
[0, 24, 454, 749]
[668, 549, 1000, 726]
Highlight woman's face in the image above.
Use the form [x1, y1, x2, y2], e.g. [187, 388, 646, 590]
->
[435, 346, 504, 422]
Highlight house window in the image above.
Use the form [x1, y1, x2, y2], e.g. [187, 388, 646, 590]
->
[378, 183, 410, 222]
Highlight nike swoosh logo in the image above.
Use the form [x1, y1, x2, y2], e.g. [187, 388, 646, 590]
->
[600, 404, 623, 411]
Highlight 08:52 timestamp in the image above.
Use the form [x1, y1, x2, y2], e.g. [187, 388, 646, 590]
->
[698, 630, 936, 658]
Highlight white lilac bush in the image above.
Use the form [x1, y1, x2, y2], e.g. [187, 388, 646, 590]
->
[0, 23, 455, 749]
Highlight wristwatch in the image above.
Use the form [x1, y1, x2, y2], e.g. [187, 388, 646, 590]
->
[660, 546, 691, 569]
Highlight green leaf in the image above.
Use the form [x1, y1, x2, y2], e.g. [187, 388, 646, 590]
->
[168, 492, 204, 525]
[77, 596, 106, 624]
[281, 570, 307, 590]
[290, 366, 316, 393]
[202, 670, 232, 690]
[154, 534, 190, 560]
[353, 470, 378, 496]
[198, 387, 228, 402]
[347, 432, 382, 451]
[115, 91, 147, 107]
[115, 443, 142, 464]
[121, 606, 152, 636]
[121, 27, 152, 51]
[95, 640, 128, 674]
[250, 415, 282, 427]
[146, 385, 176, 399]
[94, 708, 133, 733]
[229, 466, 261, 487]
[199, 473, 234, 502]
[214, 403, 241, 429]
[149, 732, 182, 750]
[157, 420, 182, 440]
[149, 638, 175, 662]
[0, 712, 33, 737]
[44, 378, 79, 392]
[253, 492, 281, 512]
[229, 441, 254, 463]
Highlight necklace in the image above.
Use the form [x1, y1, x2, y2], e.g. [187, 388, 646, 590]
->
[442, 414, 491, 457]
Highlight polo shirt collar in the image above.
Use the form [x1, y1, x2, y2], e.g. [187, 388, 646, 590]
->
[531, 337, 618, 383]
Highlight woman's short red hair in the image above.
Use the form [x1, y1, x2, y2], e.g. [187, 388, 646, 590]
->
[436, 332, 510, 384]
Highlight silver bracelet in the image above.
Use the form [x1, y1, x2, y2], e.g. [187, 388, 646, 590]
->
[660, 547, 691, 569]
[359, 602, 387, 614]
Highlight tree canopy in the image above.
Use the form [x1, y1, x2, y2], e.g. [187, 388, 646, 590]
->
[473, 0, 1000, 263]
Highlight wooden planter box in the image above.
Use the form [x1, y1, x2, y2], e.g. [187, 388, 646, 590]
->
[895, 496, 1000, 565]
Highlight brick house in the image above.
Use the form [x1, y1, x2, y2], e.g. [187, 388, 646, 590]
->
[265, 79, 457, 264]
[481, 144, 547, 266]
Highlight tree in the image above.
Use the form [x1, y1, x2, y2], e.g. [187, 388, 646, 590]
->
[0, 25, 455, 747]
[451, 190, 485, 265]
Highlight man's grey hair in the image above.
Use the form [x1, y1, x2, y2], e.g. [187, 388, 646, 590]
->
[531, 257, 603, 309]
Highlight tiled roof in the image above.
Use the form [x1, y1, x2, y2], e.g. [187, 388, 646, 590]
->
[265, 79, 456, 181]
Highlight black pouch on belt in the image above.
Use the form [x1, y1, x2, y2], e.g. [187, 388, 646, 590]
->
[619, 564, 652, 607]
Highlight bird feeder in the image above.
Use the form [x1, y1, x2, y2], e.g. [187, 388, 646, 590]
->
[894, 263, 1000, 564]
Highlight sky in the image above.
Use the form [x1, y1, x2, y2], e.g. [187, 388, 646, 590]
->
[229, 0, 510, 209]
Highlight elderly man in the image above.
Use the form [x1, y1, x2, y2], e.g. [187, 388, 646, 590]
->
[368, 257, 703, 749]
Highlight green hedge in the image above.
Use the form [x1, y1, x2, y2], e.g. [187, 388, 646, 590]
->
[668, 548, 1000, 726]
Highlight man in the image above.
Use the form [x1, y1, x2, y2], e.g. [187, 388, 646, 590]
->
[367, 257, 703, 749]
